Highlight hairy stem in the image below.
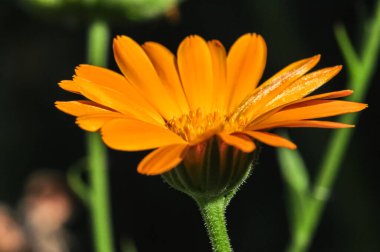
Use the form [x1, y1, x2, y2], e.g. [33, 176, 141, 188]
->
[196, 197, 232, 252]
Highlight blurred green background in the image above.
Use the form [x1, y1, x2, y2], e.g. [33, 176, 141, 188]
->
[0, 0, 379, 251]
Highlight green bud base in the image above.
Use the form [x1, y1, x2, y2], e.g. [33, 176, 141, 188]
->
[162, 136, 259, 252]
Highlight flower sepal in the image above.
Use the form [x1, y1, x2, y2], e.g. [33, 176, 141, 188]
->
[162, 136, 258, 204]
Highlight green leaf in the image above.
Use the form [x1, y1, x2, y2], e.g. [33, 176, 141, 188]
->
[276, 132, 309, 193]
[276, 131, 311, 234]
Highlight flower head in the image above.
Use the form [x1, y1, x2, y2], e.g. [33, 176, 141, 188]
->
[56, 34, 367, 175]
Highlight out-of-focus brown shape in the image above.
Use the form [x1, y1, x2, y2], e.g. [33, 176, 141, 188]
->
[165, 5, 181, 24]
[20, 171, 74, 252]
[0, 206, 26, 252]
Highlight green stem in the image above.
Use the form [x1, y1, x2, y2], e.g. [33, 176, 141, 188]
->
[87, 133, 114, 252]
[286, 1, 380, 251]
[87, 18, 109, 67]
[196, 197, 232, 252]
[333, 23, 360, 76]
[284, 123, 357, 252]
[67, 158, 89, 205]
[86, 19, 114, 252]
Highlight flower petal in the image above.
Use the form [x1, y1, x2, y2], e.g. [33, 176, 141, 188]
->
[75, 77, 164, 125]
[113, 36, 181, 118]
[227, 33, 267, 111]
[101, 119, 186, 151]
[244, 131, 297, 149]
[263, 65, 342, 112]
[218, 133, 256, 152]
[75, 65, 160, 115]
[249, 90, 355, 127]
[142, 42, 189, 114]
[137, 144, 188, 175]
[75, 64, 132, 94]
[56, 101, 126, 132]
[208, 40, 228, 112]
[252, 120, 354, 130]
[177, 35, 213, 112]
[55, 100, 113, 117]
[260, 99, 367, 125]
[231, 55, 320, 121]
[68, 64, 164, 124]
[59, 80, 80, 94]
[298, 89, 353, 101]
[76, 114, 125, 132]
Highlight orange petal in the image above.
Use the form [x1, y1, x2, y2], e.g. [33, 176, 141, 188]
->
[75, 64, 132, 94]
[231, 55, 320, 121]
[268, 55, 320, 80]
[299, 89, 353, 101]
[260, 99, 367, 125]
[177, 35, 213, 112]
[56, 100, 124, 132]
[59, 80, 80, 94]
[76, 113, 125, 132]
[101, 119, 186, 151]
[249, 90, 355, 127]
[208, 40, 228, 111]
[75, 77, 164, 125]
[113, 36, 181, 118]
[218, 133, 256, 152]
[137, 144, 188, 175]
[263, 65, 342, 112]
[55, 100, 113, 117]
[142, 42, 189, 114]
[244, 131, 297, 149]
[71, 64, 164, 124]
[251, 120, 354, 130]
[227, 33, 267, 111]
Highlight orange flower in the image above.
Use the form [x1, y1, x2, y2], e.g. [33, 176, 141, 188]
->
[56, 34, 367, 175]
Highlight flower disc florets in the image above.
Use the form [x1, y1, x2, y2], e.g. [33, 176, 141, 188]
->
[165, 109, 248, 143]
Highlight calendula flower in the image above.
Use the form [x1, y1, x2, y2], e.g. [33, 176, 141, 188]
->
[56, 33, 366, 176]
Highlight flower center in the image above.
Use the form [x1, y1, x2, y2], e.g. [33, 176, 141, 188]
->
[165, 109, 248, 143]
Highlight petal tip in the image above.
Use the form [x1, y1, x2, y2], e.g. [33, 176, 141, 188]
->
[182, 34, 207, 45]
[334, 65, 343, 72]
[58, 80, 68, 87]
[54, 101, 64, 110]
[306, 54, 321, 65]
[137, 165, 172, 176]
[113, 35, 134, 51]
[114, 35, 125, 42]
[137, 145, 187, 175]
[310, 54, 321, 65]
[288, 143, 297, 150]
[208, 39, 223, 47]
[75, 118, 98, 132]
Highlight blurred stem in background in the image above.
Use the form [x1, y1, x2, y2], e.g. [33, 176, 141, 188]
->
[278, 1, 380, 252]
[85, 19, 114, 252]
[68, 18, 114, 252]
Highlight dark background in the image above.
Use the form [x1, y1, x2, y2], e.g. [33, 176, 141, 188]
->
[1, 0, 379, 251]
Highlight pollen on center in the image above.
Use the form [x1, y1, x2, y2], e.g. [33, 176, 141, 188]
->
[165, 109, 249, 142]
